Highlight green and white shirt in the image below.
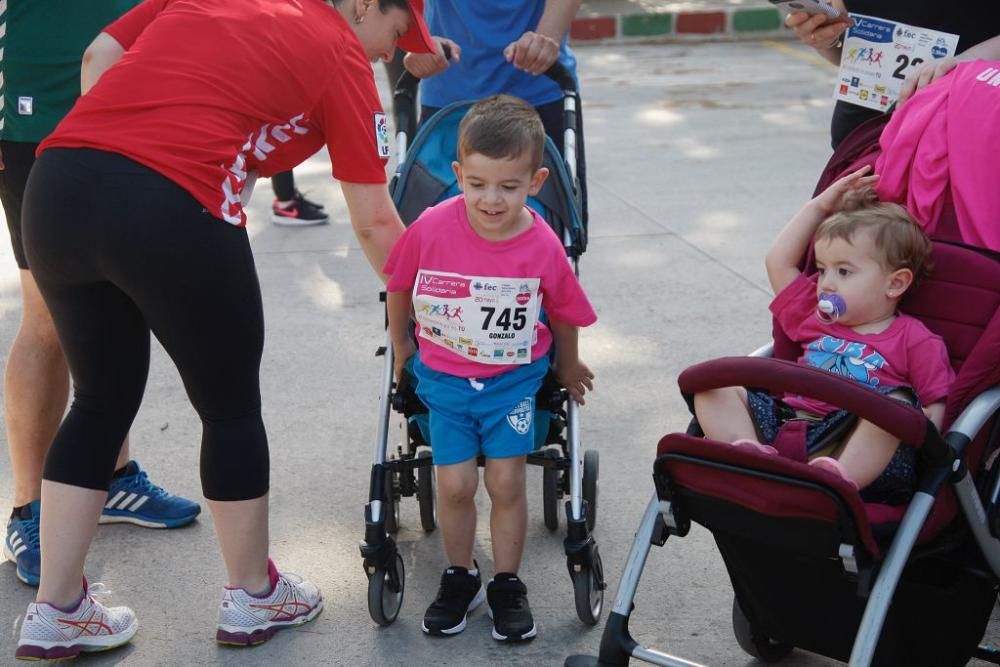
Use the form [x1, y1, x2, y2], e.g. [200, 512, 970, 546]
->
[0, 0, 138, 142]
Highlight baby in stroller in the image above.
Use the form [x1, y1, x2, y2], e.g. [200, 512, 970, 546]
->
[384, 94, 596, 642]
[694, 165, 954, 504]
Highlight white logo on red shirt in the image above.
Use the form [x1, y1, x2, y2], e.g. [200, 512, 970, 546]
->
[220, 113, 311, 225]
[374, 113, 389, 159]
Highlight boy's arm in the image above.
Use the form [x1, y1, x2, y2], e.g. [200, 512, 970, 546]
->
[387, 290, 417, 379]
[764, 165, 879, 294]
[550, 319, 594, 405]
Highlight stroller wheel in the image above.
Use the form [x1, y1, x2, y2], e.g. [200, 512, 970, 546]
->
[573, 549, 605, 626]
[384, 471, 400, 534]
[542, 449, 561, 531]
[368, 552, 405, 626]
[583, 449, 599, 532]
[732, 597, 793, 662]
[416, 450, 437, 533]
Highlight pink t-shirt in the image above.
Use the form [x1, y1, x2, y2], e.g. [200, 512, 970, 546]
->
[771, 274, 954, 415]
[876, 60, 1000, 251]
[384, 195, 597, 378]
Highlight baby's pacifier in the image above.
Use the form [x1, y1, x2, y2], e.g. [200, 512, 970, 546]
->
[816, 292, 846, 324]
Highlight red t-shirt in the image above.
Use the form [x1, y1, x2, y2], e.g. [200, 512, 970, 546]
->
[39, 0, 389, 226]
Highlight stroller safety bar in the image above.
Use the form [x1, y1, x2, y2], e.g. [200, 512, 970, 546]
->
[678, 357, 931, 448]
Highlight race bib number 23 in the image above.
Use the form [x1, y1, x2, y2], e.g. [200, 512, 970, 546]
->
[834, 14, 957, 112]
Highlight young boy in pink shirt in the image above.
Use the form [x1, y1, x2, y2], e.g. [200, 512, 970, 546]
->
[384, 95, 596, 642]
[694, 166, 954, 504]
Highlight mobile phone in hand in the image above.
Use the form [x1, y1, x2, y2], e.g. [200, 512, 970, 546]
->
[769, 0, 844, 21]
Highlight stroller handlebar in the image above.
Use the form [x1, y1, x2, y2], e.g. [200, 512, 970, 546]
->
[392, 45, 578, 139]
[678, 357, 934, 449]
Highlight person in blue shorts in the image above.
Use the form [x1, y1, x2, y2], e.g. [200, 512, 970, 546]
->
[385, 95, 596, 643]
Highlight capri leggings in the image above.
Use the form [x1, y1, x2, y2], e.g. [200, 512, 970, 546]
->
[22, 148, 269, 501]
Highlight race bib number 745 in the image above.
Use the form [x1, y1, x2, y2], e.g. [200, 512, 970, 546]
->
[412, 271, 541, 365]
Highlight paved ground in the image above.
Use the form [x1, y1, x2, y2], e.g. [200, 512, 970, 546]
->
[0, 39, 997, 666]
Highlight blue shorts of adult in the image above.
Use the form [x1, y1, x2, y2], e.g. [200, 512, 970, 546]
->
[409, 354, 549, 466]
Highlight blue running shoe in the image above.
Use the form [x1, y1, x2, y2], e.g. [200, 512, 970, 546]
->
[4, 500, 41, 586]
[100, 461, 201, 529]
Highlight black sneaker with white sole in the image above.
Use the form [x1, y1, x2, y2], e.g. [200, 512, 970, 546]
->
[486, 573, 536, 642]
[422, 565, 485, 636]
[271, 191, 329, 226]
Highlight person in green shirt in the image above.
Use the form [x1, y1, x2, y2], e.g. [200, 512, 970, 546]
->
[0, 0, 200, 589]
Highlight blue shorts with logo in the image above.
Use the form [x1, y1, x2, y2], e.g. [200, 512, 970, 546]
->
[409, 354, 549, 466]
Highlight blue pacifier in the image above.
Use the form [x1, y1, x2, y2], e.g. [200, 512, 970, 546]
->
[816, 292, 846, 324]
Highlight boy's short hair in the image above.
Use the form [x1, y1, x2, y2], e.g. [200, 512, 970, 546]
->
[817, 188, 934, 283]
[457, 94, 545, 170]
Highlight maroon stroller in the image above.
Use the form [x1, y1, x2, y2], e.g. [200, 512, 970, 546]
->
[566, 111, 1000, 667]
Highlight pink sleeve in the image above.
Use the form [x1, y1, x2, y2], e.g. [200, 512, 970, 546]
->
[383, 223, 421, 292]
[769, 273, 817, 340]
[907, 334, 955, 406]
[103, 0, 170, 49]
[539, 234, 596, 327]
[312, 54, 388, 185]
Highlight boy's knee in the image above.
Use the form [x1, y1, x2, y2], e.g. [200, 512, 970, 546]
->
[437, 471, 477, 506]
[485, 463, 526, 505]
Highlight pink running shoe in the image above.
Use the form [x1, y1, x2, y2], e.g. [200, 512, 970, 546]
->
[15, 579, 138, 661]
[731, 438, 779, 456]
[809, 456, 859, 488]
[216, 560, 323, 646]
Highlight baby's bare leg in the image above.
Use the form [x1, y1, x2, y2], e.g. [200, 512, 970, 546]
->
[834, 421, 900, 490]
[834, 391, 911, 489]
[693, 387, 758, 442]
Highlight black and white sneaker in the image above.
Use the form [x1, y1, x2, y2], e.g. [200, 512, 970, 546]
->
[271, 191, 329, 226]
[422, 565, 486, 636]
[486, 573, 536, 642]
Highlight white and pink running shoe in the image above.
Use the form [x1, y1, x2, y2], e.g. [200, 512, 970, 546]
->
[15, 579, 138, 661]
[216, 559, 323, 646]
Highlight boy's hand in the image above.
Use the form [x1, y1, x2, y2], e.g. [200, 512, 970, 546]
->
[556, 359, 595, 405]
[393, 338, 417, 382]
[813, 165, 879, 215]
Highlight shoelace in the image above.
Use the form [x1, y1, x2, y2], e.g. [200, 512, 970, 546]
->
[127, 470, 171, 499]
[14, 514, 40, 548]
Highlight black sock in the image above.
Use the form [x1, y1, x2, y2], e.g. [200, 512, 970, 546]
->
[12, 504, 28, 519]
[111, 464, 130, 479]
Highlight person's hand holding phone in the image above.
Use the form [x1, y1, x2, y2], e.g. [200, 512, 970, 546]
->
[786, 10, 851, 51]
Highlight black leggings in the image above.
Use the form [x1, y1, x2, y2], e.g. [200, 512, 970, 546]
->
[22, 148, 269, 501]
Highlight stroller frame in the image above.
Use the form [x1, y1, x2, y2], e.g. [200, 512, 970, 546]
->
[360, 61, 606, 628]
[568, 243, 1000, 666]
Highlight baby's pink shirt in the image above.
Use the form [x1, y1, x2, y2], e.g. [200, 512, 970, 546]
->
[384, 195, 597, 378]
[771, 274, 954, 415]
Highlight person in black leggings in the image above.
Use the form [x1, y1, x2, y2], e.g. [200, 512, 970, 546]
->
[25, 149, 269, 499]
[13, 0, 436, 659]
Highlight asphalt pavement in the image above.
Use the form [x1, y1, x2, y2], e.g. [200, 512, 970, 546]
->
[0, 39, 996, 667]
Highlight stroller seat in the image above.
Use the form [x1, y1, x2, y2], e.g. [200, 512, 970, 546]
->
[567, 241, 1000, 667]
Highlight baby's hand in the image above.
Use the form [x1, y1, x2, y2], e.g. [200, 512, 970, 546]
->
[814, 165, 880, 215]
[556, 359, 595, 405]
[393, 338, 417, 382]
